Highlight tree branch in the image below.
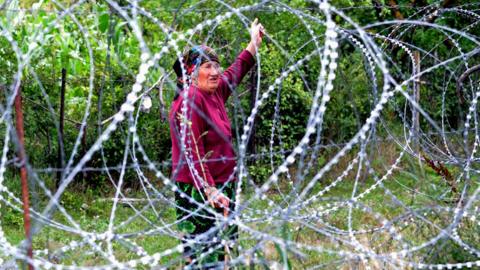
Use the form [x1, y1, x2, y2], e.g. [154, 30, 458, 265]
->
[371, 0, 383, 21]
[388, 0, 404, 20]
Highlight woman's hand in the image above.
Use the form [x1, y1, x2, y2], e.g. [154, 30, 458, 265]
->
[246, 18, 265, 55]
[204, 186, 230, 210]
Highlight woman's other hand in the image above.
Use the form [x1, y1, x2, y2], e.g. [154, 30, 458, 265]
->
[204, 186, 230, 210]
[246, 18, 265, 55]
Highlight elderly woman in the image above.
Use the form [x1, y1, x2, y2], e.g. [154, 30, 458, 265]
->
[169, 19, 264, 268]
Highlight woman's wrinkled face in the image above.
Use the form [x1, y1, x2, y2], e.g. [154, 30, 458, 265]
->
[195, 61, 221, 93]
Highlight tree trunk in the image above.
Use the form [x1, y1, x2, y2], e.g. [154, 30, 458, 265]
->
[56, 68, 66, 189]
[14, 84, 34, 270]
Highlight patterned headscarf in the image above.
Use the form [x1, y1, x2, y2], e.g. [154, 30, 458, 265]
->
[172, 45, 219, 100]
[173, 45, 219, 77]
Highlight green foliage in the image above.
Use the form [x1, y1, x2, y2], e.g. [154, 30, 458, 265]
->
[275, 223, 292, 270]
[177, 220, 196, 234]
[0, 0, 475, 190]
[248, 163, 272, 184]
[1, 196, 24, 227]
[324, 51, 374, 141]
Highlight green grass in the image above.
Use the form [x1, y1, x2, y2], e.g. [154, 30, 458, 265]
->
[1, 160, 478, 269]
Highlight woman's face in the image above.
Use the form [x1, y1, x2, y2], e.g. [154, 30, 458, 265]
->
[195, 61, 221, 93]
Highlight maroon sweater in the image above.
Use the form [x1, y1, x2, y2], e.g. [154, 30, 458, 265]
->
[169, 50, 255, 189]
